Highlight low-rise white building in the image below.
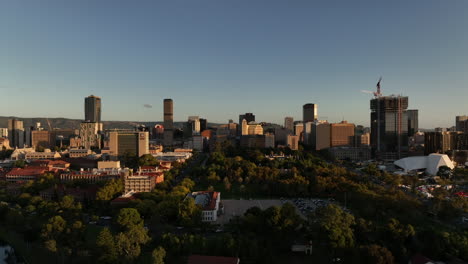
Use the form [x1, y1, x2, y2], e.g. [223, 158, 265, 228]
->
[25, 151, 61, 160]
[187, 191, 221, 222]
[10, 148, 35, 160]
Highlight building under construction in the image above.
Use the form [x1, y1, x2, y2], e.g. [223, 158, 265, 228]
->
[370, 95, 409, 160]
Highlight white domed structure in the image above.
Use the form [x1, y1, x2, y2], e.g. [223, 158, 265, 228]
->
[394, 153, 454, 176]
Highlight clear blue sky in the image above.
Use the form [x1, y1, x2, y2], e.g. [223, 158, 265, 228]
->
[1, 0, 467, 128]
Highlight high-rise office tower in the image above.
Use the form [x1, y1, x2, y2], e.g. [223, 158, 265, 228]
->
[8, 119, 25, 148]
[239, 113, 255, 136]
[295, 123, 304, 142]
[24, 126, 33, 147]
[287, 135, 299, 150]
[284, 117, 294, 132]
[199, 118, 207, 132]
[80, 122, 103, 149]
[370, 96, 409, 160]
[304, 121, 330, 150]
[108, 131, 149, 157]
[303, 104, 318, 123]
[456, 116, 468, 133]
[163, 99, 174, 146]
[424, 131, 460, 155]
[407, 109, 419, 136]
[31, 130, 53, 149]
[241, 119, 249, 135]
[330, 121, 355, 147]
[188, 116, 201, 135]
[85, 95, 101, 122]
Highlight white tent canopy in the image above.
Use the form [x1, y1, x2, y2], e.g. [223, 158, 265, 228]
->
[394, 154, 454, 176]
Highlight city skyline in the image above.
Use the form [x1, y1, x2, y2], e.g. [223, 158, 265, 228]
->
[1, 1, 468, 127]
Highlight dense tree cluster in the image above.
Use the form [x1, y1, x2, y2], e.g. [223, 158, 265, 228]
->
[96, 179, 124, 201]
[190, 146, 468, 262]
[0, 147, 467, 263]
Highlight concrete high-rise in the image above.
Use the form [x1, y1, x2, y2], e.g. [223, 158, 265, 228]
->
[8, 119, 25, 148]
[107, 131, 149, 157]
[303, 104, 318, 123]
[370, 96, 409, 160]
[287, 135, 299, 150]
[304, 121, 330, 150]
[239, 113, 255, 136]
[85, 95, 101, 122]
[31, 130, 53, 149]
[188, 116, 201, 135]
[80, 122, 103, 149]
[240, 119, 263, 136]
[163, 99, 174, 146]
[295, 123, 304, 142]
[407, 109, 419, 136]
[284, 117, 294, 132]
[330, 121, 355, 147]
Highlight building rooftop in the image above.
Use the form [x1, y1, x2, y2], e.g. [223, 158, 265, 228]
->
[7, 167, 47, 176]
[189, 191, 220, 210]
[110, 191, 137, 205]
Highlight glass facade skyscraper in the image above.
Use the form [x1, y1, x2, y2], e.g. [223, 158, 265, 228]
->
[370, 96, 409, 160]
[303, 103, 317, 123]
[407, 109, 419, 136]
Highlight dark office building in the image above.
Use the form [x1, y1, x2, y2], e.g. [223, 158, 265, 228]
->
[85, 95, 101, 122]
[424, 131, 461, 155]
[456, 116, 468, 133]
[163, 99, 174, 146]
[370, 96, 409, 160]
[239, 113, 255, 125]
[183, 122, 193, 138]
[118, 134, 139, 155]
[200, 118, 207, 132]
[303, 103, 318, 123]
[407, 109, 419, 136]
[457, 133, 468, 150]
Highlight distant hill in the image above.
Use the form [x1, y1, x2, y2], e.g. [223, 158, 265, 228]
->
[0, 116, 211, 130]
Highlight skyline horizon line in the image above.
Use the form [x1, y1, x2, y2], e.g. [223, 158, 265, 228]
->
[0, 113, 444, 130]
